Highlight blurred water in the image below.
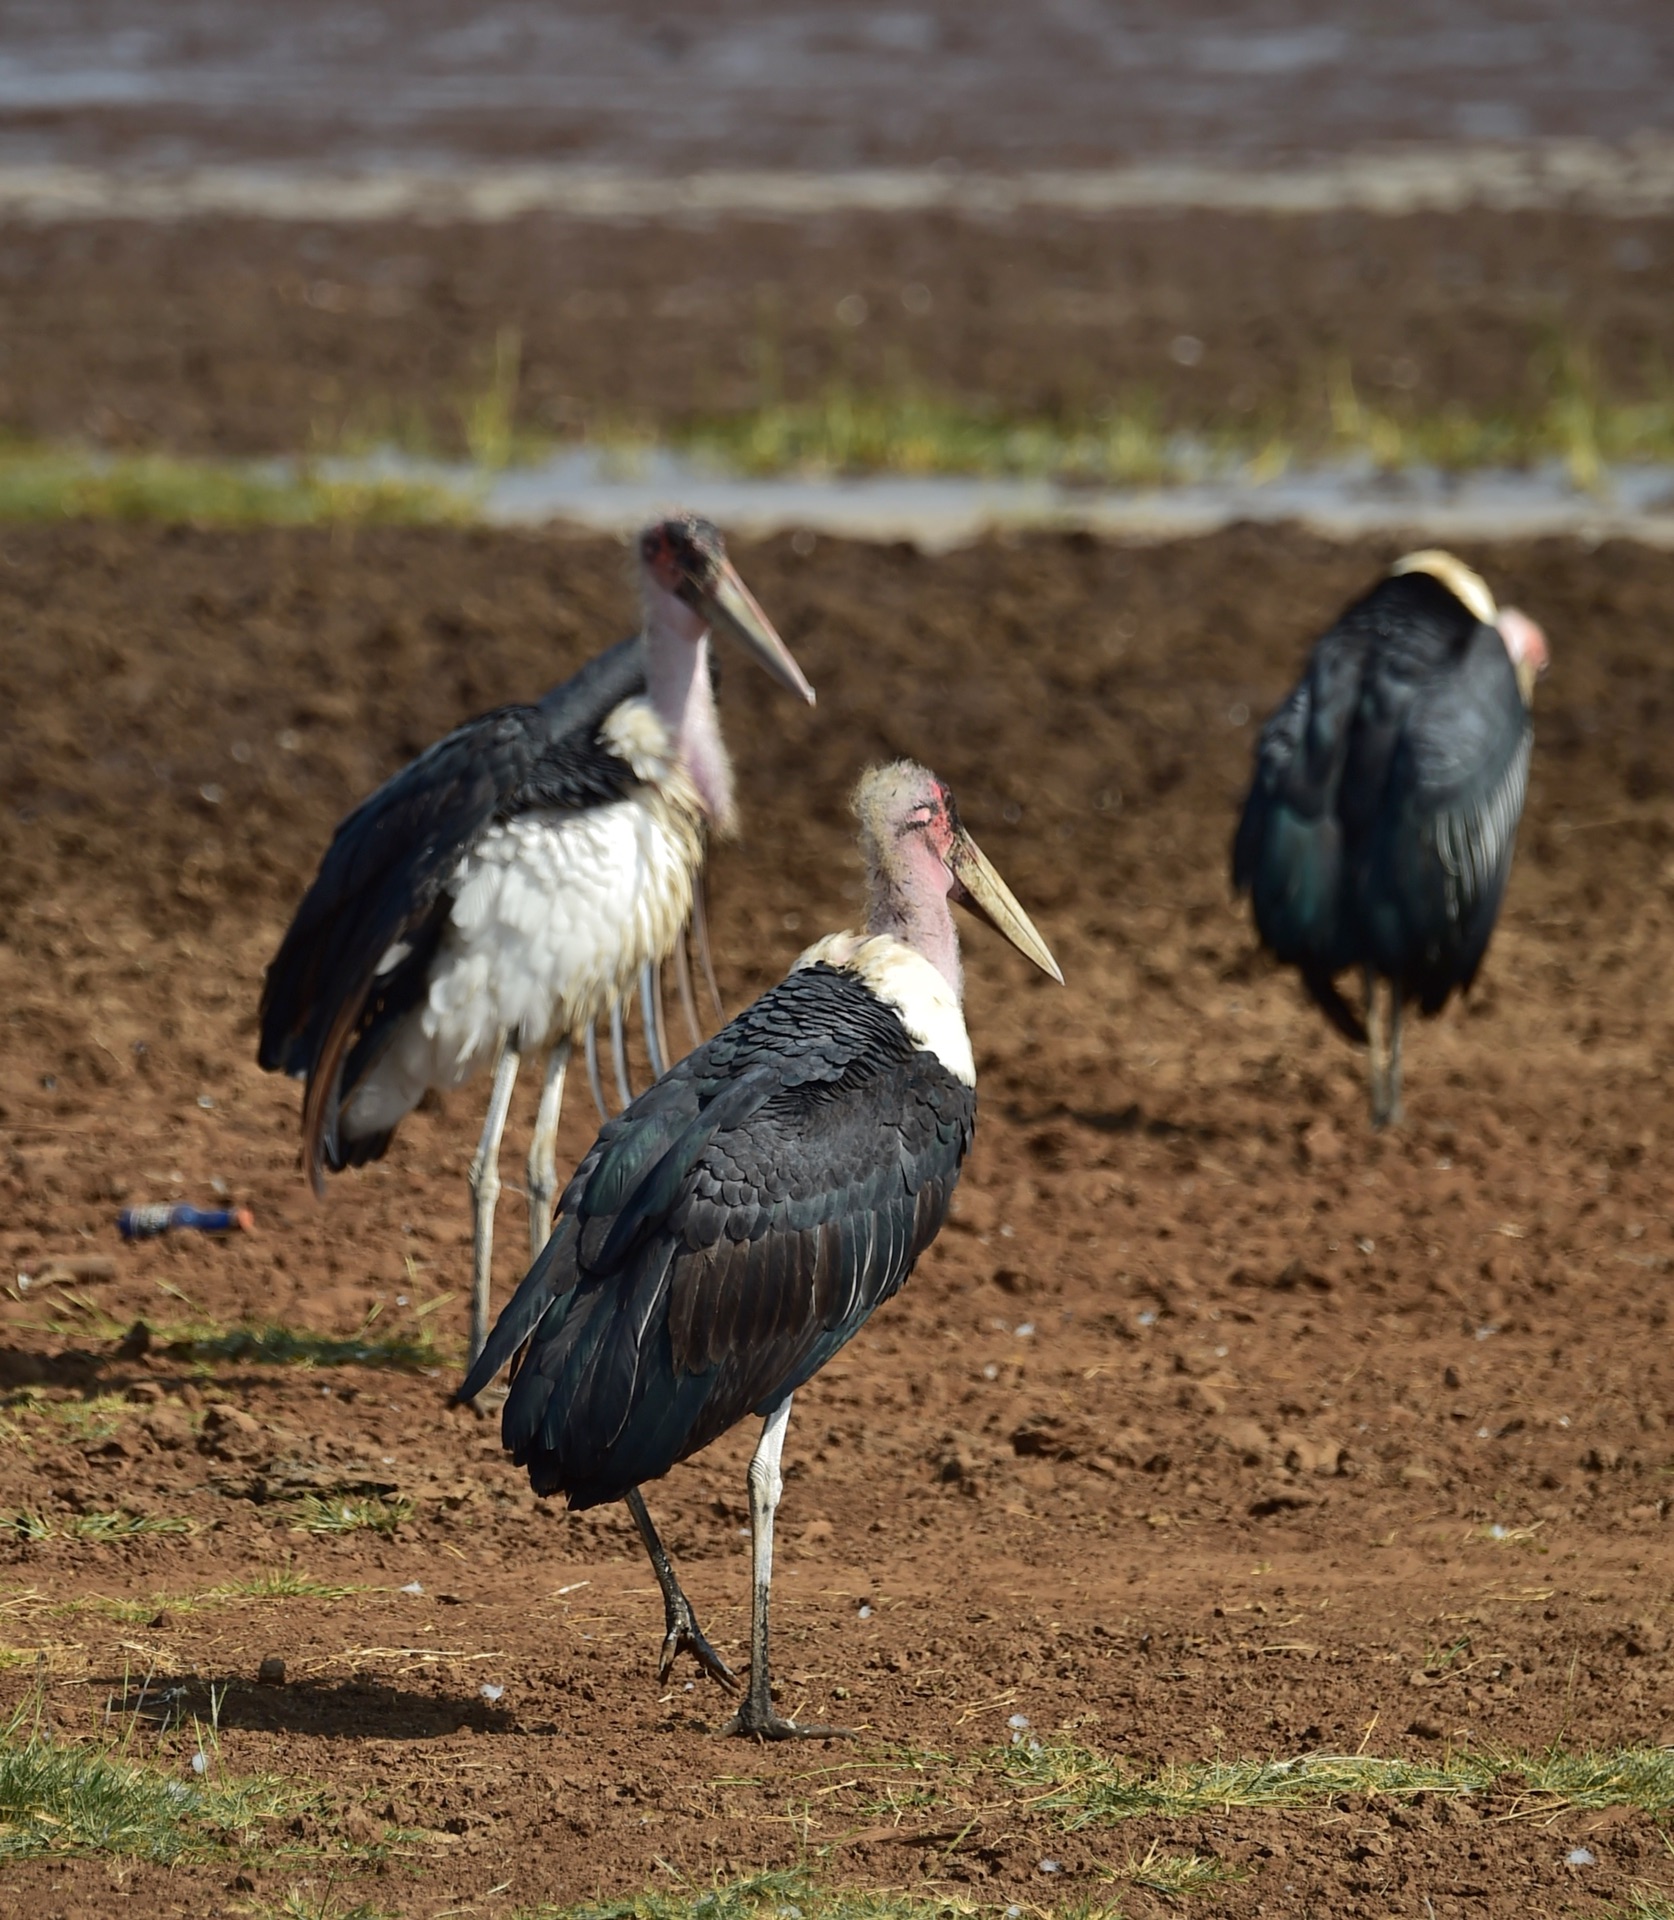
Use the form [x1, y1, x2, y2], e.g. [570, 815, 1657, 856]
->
[323, 444, 1674, 550]
[0, 1, 1665, 173]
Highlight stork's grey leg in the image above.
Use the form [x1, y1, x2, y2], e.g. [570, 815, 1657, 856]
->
[525, 1039, 570, 1263]
[609, 995, 634, 1109]
[640, 962, 668, 1080]
[673, 922, 704, 1048]
[624, 1487, 737, 1691]
[1365, 966, 1388, 1129]
[466, 1039, 521, 1365]
[583, 1019, 610, 1121]
[724, 1395, 850, 1741]
[1387, 984, 1405, 1128]
[691, 872, 725, 1021]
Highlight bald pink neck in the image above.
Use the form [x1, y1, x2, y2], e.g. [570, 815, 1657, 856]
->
[866, 833, 963, 998]
[642, 583, 737, 833]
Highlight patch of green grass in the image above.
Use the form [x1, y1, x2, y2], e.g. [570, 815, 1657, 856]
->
[670, 389, 1184, 485]
[161, 1322, 447, 1371]
[525, 1870, 1012, 1920]
[37, 1291, 452, 1374]
[210, 1569, 366, 1603]
[0, 1697, 307, 1862]
[75, 1568, 366, 1624]
[1610, 1894, 1674, 1920]
[994, 1741, 1674, 1824]
[0, 443, 467, 527]
[4, 1510, 197, 1543]
[290, 1496, 414, 1537]
[29, 1394, 136, 1444]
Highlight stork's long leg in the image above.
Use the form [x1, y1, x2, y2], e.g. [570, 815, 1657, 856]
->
[724, 1396, 851, 1741]
[640, 962, 668, 1080]
[525, 1039, 570, 1263]
[623, 1487, 737, 1692]
[1387, 984, 1405, 1128]
[583, 1020, 610, 1121]
[466, 1039, 521, 1365]
[651, 959, 673, 1073]
[609, 995, 634, 1109]
[1365, 966, 1388, 1129]
[673, 921, 704, 1049]
[691, 872, 725, 1022]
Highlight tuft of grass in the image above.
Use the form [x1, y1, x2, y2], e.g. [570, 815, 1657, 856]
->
[290, 1496, 414, 1537]
[994, 1741, 1674, 1823]
[0, 1696, 307, 1861]
[1126, 1840, 1241, 1895]
[1611, 1895, 1674, 1920]
[462, 324, 526, 469]
[0, 443, 466, 527]
[4, 1510, 197, 1543]
[211, 1569, 366, 1603]
[526, 1870, 1004, 1920]
[76, 1569, 366, 1624]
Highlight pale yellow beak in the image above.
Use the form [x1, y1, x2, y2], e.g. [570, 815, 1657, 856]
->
[697, 560, 817, 705]
[948, 828, 1064, 983]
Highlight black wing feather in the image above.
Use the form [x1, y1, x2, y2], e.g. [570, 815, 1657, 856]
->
[1361, 623, 1531, 1009]
[460, 963, 976, 1508]
[258, 635, 647, 1184]
[1235, 570, 1532, 1025]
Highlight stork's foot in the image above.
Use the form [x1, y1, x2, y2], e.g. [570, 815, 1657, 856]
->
[659, 1594, 739, 1692]
[722, 1689, 853, 1741]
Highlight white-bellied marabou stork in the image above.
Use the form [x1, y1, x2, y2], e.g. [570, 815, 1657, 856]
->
[258, 515, 815, 1359]
[457, 761, 1062, 1738]
[1233, 549, 1549, 1126]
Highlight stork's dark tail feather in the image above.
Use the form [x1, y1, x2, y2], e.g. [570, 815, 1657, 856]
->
[1302, 968, 1369, 1046]
[455, 1221, 573, 1404]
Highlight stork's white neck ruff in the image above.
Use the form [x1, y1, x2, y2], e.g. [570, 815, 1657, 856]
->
[796, 930, 976, 1086]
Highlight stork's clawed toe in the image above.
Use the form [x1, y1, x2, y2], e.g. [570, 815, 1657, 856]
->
[722, 1699, 854, 1742]
[658, 1597, 738, 1691]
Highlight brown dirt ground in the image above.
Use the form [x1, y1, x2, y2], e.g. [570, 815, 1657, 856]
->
[0, 208, 1671, 457]
[3, 521, 1674, 1918]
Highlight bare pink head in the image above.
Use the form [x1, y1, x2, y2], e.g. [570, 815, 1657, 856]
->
[635, 512, 813, 833]
[853, 761, 1062, 995]
[1497, 606, 1549, 706]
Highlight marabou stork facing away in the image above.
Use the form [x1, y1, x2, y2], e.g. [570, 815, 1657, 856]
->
[259, 515, 815, 1359]
[1233, 549, 1548, 1127]
[457, 761, 1062, 1738]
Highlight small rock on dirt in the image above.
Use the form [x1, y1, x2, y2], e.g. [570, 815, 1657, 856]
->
[199, 1405, 264, 1460]
[257, 1655, 286, 1686]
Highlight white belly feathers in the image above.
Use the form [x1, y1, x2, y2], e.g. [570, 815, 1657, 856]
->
[343, 789, 702, 1141]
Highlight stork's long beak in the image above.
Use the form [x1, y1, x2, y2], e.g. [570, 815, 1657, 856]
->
[948, 828, 1064, 983]
[696, 562, 817, 705]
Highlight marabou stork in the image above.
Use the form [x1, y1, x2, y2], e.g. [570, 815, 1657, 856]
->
[1233, 549, 1548, 1126]
[258, 515, 815, 1359]
[457, 761, 1062, 1738]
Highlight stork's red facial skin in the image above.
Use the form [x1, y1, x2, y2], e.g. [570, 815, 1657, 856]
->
[640, 514, 727, 599]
